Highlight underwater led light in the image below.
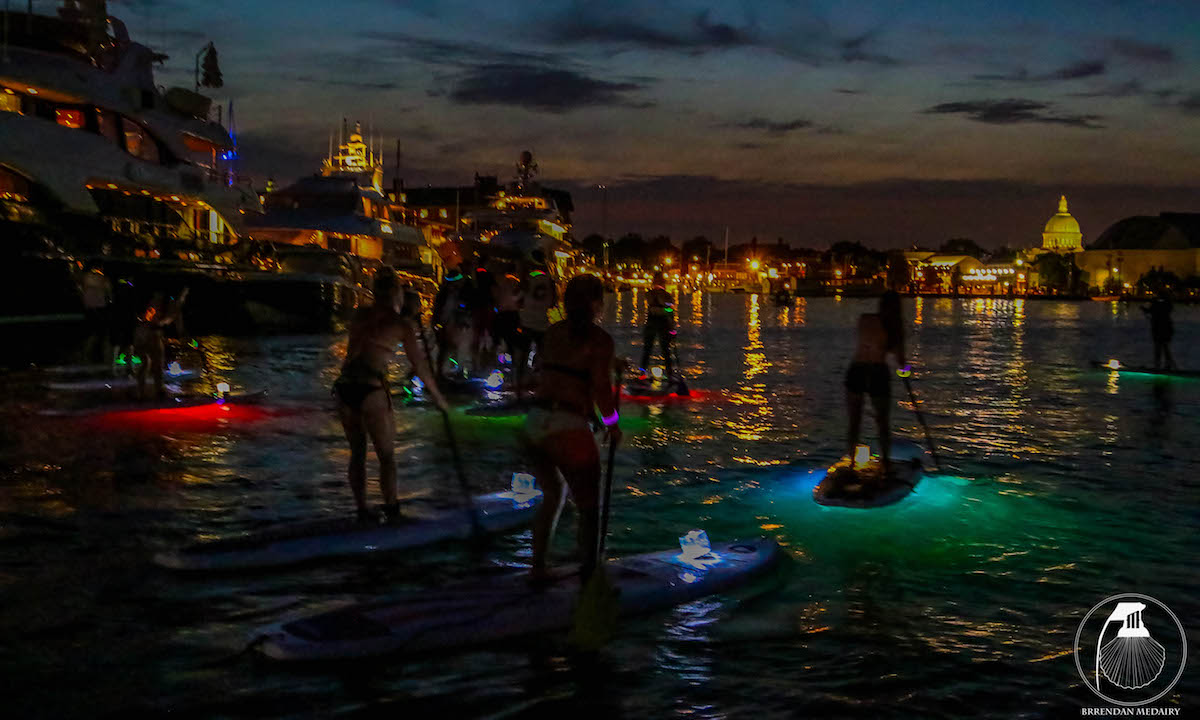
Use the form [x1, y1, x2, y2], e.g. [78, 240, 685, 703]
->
[498, 353, 513, 365]
[167, 361, 183, 377]
[1105, 359, 1122, 370]
[485, 370, 504, 390]
[853, 444, 871, 469]
[411, 375, 425, 392]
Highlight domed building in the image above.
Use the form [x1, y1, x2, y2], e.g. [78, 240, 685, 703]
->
[1041, 195, 1083, 251]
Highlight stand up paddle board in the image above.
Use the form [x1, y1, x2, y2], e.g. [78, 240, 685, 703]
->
[46, 369, 198, 391]
[156, 487, 542, 571]
[39, 390, 266, 417]
[253, 537, 780, 661]
[624, 375, 690, 399]
[813, 439, 925, 509]
[1090, 359, 1200, 378]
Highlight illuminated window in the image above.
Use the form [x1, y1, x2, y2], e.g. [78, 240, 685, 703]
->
[419, 209, 428, 218]
[439, 208, 448, 219]
[0, 92, 20, 114]
[121, 118, 160, 164]
[96, 109, 119, 144]
[55, 108, 85, 129]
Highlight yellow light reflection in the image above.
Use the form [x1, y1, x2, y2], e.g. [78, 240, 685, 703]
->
[725, 293, 773, 442]
[915, 296, 924, 326]
[690, 289, 703, 327]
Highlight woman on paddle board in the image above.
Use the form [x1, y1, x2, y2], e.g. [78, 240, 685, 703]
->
[132, 287, 188, 400]
[845, 290, 907, 480]
[525, 274, 621, 585]
[335, 272, 448, 523]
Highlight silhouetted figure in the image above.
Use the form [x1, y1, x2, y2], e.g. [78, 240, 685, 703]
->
[1143, 292, 1175, 370]
[640, 272, 675, 378]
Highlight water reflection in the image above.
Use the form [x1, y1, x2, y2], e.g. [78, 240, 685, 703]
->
[725, 294, 772, 443]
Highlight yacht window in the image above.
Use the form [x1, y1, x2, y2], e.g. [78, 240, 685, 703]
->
[362, 198, 372, 217]
[0, 92, 20, 114]
[96, 110, 119, 144]
[55, 108, 85, 129]
[121, 118, 160, 164]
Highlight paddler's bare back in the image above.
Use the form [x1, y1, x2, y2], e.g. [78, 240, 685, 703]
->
[538, 322, 613, 413]
[344, 309, 408, 377]
[852, 313, 890, 363]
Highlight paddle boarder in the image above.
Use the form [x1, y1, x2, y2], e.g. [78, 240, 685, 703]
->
[1142, 290, 1176, 370]
[77, 260, 113, 365]
[526, 274, 621, 586]
[432, 268, 469, 377]
[845, 290, 907, 480]
[516, 254, 557, 400]
[132, 287, 188, 400]
[335, 272, 448, 524]
[640, 272, 676, 379]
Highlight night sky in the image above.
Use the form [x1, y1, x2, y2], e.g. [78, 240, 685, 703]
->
[108, 0, 1200, 249]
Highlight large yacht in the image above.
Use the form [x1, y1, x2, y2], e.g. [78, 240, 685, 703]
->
[0, 2, 319, 347]
[250, 121, 440, 325]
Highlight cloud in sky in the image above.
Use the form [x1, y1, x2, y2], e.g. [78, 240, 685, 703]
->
[105, 0, 1200, 245]
[923, 99, 1105, 128]
[447, 64, 650, 112]
[729, 118, 815, 134]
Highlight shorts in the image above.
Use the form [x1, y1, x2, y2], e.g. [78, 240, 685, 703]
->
[845, 361, 890, 398]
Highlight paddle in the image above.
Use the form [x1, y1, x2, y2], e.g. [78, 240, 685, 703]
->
[416, 318, 485, 540]
[901, 371, 942, 471]
[570, 363, 624, 651]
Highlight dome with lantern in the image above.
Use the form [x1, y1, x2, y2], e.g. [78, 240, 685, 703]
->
[1041, 195, 1083, 251]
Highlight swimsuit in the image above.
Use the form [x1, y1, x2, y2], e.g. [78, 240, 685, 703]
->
[334, 355, 390, 411]
[844, 361, 891, 398]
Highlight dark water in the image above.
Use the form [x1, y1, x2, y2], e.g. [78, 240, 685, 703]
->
[2, 295, 1197, 718]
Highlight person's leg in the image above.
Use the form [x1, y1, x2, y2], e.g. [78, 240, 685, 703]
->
[871, 391, 892, 477]
[846, 390, 864, 459]
[1164, 340, 1176, 370]
[151, 336, 165, 398]
[640, 322, 655, 371]
[530, 451, 565, 582]
[337, 400, 370, 517]
[1154, 338, 1163, 369]
[360, 389, 397, 513]
[555, 432, 602, 583]
[660, 323, 674, 378]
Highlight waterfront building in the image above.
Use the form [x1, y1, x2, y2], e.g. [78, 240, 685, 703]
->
[1075, 213, 1200, 294]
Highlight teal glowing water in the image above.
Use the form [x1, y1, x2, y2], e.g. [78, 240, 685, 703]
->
[1, 295, 1196, 717]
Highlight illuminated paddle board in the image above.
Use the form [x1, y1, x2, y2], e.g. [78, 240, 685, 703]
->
[253, 538, 780, 660]
[155, 488, 543, 571]
[812, 439, 926, 509]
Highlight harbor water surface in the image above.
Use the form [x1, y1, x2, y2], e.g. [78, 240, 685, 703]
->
[2, 295, 1197, 718]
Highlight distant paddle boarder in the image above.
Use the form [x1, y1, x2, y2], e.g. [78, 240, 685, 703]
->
[132, 287, 188, 400]
[334, 272, 448, 524]
[525, 274, 621, 586]
[1142, 291, 1176, 370]
[640, 272, 676, 380]
[845, 290, 907, 480]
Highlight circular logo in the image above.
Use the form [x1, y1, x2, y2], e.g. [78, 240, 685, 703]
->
[1073, 593, 1187, 707]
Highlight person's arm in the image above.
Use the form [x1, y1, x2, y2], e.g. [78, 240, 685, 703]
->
[591, 334, 622, 444]
[399, 320, 448, 410]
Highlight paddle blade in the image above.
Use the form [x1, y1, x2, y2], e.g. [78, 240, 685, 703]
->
[569, 569, 620, 651]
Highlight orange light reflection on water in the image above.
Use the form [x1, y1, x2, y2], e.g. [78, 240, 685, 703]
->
[725, 293, 773, 443]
